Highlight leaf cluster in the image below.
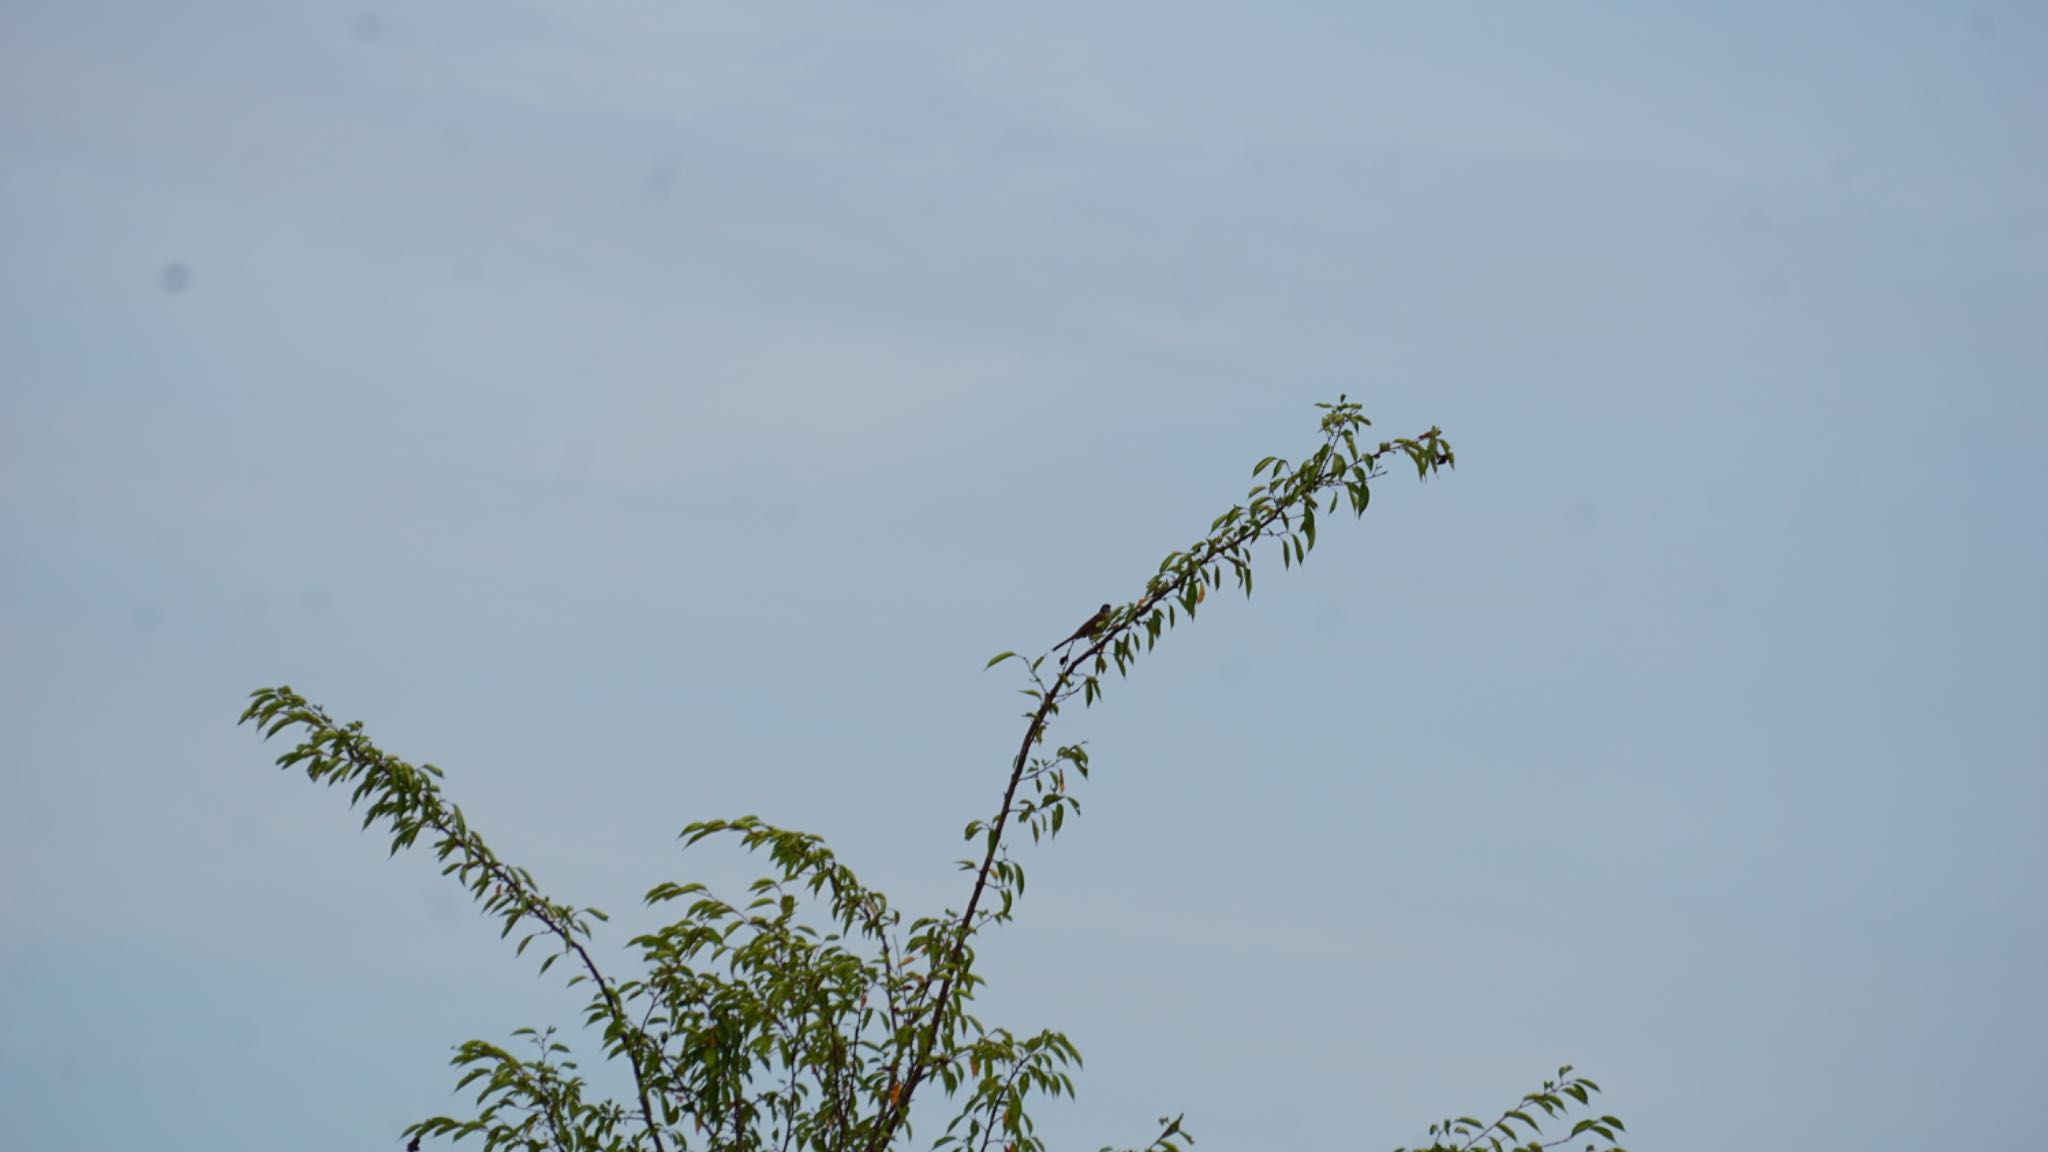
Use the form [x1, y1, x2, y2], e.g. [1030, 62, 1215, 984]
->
[1399, 1067, 1626, 1152]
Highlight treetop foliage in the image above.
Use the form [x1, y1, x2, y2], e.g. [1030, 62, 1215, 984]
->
[242, 396, 1625, 1152]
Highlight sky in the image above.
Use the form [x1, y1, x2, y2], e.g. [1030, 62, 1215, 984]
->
[1, 2, 2043, 1149]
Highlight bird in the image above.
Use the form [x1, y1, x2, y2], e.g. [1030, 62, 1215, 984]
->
[1056, 604, 1113, 654]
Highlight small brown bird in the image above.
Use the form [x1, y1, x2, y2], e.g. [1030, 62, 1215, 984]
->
[1057, 604, 1113, 653]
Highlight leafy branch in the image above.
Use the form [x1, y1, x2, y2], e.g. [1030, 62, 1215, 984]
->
[238, 688, 667, 1151]
[879, 397, 1454, 1148]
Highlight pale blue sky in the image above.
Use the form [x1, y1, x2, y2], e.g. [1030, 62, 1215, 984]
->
[2, 3, 2042, 1150]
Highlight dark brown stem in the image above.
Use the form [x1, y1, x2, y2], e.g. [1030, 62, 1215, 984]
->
[317, 718, 672, 1152]
[860, 445, 1358, 1151]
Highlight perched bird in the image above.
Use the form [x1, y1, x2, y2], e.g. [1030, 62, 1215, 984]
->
[1057, 604, 1114, 654]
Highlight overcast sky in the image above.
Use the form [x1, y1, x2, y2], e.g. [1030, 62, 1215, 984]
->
[2, 3, 2043, 1150]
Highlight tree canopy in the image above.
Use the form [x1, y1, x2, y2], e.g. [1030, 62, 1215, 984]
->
[242, 397, 1625, 1152]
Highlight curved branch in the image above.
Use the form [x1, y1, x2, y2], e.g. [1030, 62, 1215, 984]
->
[240, 690, 672, 1152]
[865, 403, 1454, 1150]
